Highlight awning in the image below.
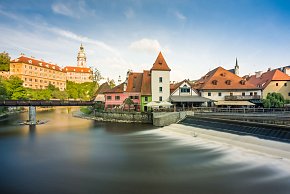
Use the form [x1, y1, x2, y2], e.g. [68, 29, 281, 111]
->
[170, 96, 212, 103]
[146, 101, 173, 107]
[214, 101, 255, 106]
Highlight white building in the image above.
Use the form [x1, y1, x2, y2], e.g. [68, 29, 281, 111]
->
[150, 52, 171, 102]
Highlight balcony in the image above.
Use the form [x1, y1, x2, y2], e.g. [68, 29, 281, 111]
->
[225, 95, 261, 101]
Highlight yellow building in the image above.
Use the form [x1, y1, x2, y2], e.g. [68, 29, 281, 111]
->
[248, 69, 290, 100]
[64, 44, 93, 83]
[10, 55, 66, 91]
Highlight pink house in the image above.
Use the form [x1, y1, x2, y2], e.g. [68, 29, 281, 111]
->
[104, 83, 128, 110]
[104, 72, 143, 111]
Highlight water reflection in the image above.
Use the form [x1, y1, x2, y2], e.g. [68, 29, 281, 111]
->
[0, 107, 289, 194]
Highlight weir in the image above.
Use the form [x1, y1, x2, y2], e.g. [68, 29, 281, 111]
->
[180, 116, 290, 143]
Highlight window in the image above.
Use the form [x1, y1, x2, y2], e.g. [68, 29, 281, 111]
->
[250, 92, 253, 96]
[276, 83, 278, 86]
[181, 88, 190, 93]
[145, 97, 148, 101]
[225, 80, 231, 85]
[212, 80, 218, 85]
[288, 93, 290, 96]
[159, 96, 162, 101]
[115, 96, 120, 100]
[208, 92, 211, 96]
[242, 92, 245, 96]
[159, 87, 162, 92]
[159, 77, 163, 83]
[284, 83, 287, 87]
[134, 96, 139, 99]
[130, 96, 133, 99]
[218, 92, 222, 96]
[254, 92, 257, 95]
[107, 96, 112, 100]
[230, 92, 233, 96]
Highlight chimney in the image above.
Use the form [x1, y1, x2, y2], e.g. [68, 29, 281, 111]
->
[267, 68, 271, 72]
[255, 71, 263, 78]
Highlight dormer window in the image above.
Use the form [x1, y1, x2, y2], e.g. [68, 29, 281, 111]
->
[240, 80, 246, 85]
[225, 80, 231, 85]
[220, 73, 226, 77]
[28, 60, 32, 64]
[212, 80, 218, 85]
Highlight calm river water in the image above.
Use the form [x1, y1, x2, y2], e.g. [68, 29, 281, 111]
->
[0, 108, 290, 194]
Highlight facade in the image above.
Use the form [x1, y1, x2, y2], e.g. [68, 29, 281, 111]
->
[170, 79, 211, 109]
[0, 71, 10, 79]
[193, 66, 261, 107]
[64, 44, 93, 83]
[10, 55, 66, 91]
[94, 82, 111, 102]
[104, 83, 128, 109]
[125, 72, 143, 111]
[247, 69, 290, 100]
[150, 52, 171, 102]
[140, 70, 152, 112]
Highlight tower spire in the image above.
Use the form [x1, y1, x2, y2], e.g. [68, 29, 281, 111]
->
[77, 43, 86, 67]
[234, 57, 239, 75]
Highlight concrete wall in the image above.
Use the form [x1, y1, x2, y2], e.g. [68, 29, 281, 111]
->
[94, 111, 152, 123]
[153, 111, 194, 127]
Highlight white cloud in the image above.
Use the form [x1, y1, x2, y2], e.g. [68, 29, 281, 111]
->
[51, 2, 76, 18]
[129, 38, 161, 53]
[124, 8, 135, 19]
[175, 11, 186, 20]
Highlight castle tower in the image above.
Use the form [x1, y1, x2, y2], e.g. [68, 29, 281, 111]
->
[150, 52, 171, 102]
[77, 43, 87, 67]
[234, 57, 239, 76]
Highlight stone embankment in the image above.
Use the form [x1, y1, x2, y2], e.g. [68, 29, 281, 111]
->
[153, 111, 194, 127]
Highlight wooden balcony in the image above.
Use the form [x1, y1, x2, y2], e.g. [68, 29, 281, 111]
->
[224, 95, 261, 101]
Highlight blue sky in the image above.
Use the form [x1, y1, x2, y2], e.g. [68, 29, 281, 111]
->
[1, 0, 290, 81]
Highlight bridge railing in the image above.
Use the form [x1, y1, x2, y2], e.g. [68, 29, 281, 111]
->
[0, 100, 95, 106]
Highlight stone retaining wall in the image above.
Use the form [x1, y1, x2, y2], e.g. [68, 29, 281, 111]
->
[94, 111, 153, 123]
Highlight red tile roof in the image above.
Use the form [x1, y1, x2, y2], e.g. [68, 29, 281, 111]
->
[104, 82, 125, 93]
[151, 52, 171, 71]
[141, 70, 151, 95]
[193, 66, 258, 90]
[247, 69, 290, 89]
[126, 72, 143, 93]
[11, 55, 64, 72]
[64, 66, 91, 73]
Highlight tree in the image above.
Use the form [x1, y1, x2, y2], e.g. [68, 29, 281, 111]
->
[263, 92, 285, 108]
[92, 68, 103, 82]
[123, 97, 134, 111]
[107, 78, 116, 88]
[0, 77, 7, 100]
[0, 52, 10, 71]
[3, 76, 27, 100]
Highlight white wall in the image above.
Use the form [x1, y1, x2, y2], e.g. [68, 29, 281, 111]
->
[200, 90, 262, 101]
[171, 82, 198, 96]
[151, 70, 170, 101]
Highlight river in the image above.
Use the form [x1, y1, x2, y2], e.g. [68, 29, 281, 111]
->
[0, 108, 290, 194]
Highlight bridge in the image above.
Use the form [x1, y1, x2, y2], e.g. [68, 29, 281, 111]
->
[0, 100, 96, 125]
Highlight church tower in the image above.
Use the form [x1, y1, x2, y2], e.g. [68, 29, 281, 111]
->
[234, 57, 239, 76]
[77, 43, 87, 67]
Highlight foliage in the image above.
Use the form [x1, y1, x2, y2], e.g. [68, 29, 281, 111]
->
[107, 78, 116, 88]
[92, 68, 103, 82]
[0, 77, 7, 100]
[123, 97, 134, 111]
[27, 89, 52, 100]
[0, 52, 10, 71]
[66, 81, 97, 100]
[2, 76, 27, 100]
[80, 106, 93, 115]
[263, 92, 285, 108]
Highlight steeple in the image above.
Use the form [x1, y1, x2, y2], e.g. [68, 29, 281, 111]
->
[234, 57, 239, 75]
[77, 43, 86, 67]
[151, 52, 171, 71]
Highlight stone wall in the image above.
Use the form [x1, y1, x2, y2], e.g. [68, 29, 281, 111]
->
[153, 111, 194, 127]
[94, 111, 153, 123]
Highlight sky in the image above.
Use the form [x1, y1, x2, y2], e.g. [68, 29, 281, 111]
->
[1, 0, 290, 82]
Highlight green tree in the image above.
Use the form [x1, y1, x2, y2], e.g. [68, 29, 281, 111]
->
[52, 90, 68, 100]
[263, 92, 285, 108]
[0, 77, 7, 100]
[123, 97, 134, 111]
[0, 52, 10, 71]
[3, 76, 27, 100]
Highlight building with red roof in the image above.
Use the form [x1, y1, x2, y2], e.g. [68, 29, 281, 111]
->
[247, 69, 290, 100]
[193, 66, 261, 107]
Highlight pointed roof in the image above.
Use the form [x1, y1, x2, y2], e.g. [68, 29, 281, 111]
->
[141, 70, 151, 95]
[193, 66, 258, 90]
[235, 57, 239, 68]
[126, 72, 143, 93]
[247, 69, 290, 89]
[150, 52, 171, 71]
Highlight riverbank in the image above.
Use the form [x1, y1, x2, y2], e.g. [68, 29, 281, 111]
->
[73, 110, 153, 123]
[160, 123, 290, 161]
